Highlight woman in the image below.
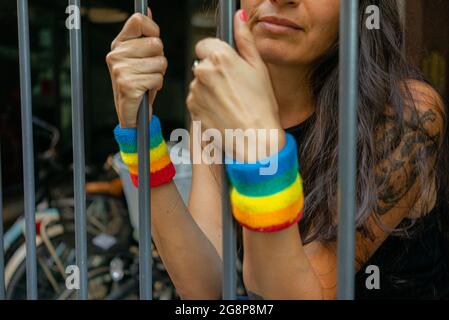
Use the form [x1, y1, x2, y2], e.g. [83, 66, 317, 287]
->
[106, 0, 449, 299]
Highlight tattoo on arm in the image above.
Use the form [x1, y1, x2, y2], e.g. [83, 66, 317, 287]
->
[374, 109, 440, 215]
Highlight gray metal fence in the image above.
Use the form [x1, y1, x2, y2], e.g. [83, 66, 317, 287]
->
[337, 0, 359, 300]
[0, 0, 359, 300]
[17, 0, 38, 300]
[220, 0, 238, 301]
[134, 0, 153, 301]
[69, 0, 88, 300]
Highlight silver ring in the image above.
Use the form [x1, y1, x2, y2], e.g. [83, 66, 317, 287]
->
[192, 59, 200, 71]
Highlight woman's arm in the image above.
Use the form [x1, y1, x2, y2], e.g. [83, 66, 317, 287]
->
[150, 122, 227, 299]
[242, 82, 445, 300]
[188, 122, 225, 259]
[150, 182, 222, 299]
[107, 11, 223, 299]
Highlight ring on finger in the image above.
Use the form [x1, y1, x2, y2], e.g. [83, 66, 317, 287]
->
[192, 59, 201, 71]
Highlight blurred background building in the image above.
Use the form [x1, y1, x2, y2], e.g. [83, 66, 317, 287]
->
[0, 0, 448, 225]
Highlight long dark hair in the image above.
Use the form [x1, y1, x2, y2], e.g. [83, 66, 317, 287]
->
[298, 0, 449, 244]
[214, 0, 449, 245]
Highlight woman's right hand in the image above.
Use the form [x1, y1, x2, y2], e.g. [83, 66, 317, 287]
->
[106, 9, 167, 128]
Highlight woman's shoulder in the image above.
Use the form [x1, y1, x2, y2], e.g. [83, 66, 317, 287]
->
[380, 79, 445, 157]
[399, 79, 446, 125]
[401, 79, 443, 101]
[371, 79, 446, 220]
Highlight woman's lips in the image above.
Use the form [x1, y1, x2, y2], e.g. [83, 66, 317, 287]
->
[257, 16, 302, 34]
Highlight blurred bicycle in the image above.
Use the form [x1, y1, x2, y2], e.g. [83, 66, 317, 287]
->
[3, 118, 178, 300]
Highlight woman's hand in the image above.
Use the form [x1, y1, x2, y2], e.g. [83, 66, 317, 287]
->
[187, 10, 285, 162]
[106, 9, 167, 128]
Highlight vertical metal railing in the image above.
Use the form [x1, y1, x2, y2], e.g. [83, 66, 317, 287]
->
[0, 143, 5, 299]
[135, 0, 153, 301]
[11, 0, 360, 301]
[68, 0, 88, 300]
[219, 0, 237, 300]
[337, 0, 359, 300]
[17, 0, 38, 300]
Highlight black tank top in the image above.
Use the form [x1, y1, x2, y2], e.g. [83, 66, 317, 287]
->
[285, 116, 449, 299]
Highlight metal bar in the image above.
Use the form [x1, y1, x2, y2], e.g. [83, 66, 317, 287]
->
[0, 142, 5, 299]
[219, 0, 237, 300]
[134, 0, 152, 301]
[337, 0, 359, 300]
[68, 0, 88, 300]
[17, 0, 38, 300]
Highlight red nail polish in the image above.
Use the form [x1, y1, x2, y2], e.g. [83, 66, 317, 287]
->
[240, 9, 249, 22]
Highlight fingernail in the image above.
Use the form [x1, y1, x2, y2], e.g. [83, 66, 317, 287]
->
[240, 9, 248, 22]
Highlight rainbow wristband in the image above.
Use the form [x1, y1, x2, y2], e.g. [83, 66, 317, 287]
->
[225, 133, 304, 232]
[113, 115, 176, 188]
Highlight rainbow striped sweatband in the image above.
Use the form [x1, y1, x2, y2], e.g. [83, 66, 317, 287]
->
[113, 115, 176, 188]
[225, 133, 304, 232]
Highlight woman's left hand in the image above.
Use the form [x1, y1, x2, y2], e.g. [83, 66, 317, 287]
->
[187, 10, 286, 162]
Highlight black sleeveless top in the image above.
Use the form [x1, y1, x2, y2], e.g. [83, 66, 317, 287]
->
[285, 116, 449, 299]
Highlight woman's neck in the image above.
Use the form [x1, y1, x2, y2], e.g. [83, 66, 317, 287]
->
[267, 63, 315, 129]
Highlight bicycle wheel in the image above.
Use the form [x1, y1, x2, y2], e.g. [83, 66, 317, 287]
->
[5, 225, 114, 300]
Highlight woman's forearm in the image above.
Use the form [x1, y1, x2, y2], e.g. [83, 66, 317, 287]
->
[150, 182, 222, 299]
[222, 130, 322, 299]
[243, 225, 323, 300]
[113, 117, 222, 299]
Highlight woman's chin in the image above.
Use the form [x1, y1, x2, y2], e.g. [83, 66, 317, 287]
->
[255, 40, 302, 66]
[258, 48, 298, 66]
